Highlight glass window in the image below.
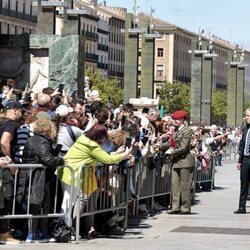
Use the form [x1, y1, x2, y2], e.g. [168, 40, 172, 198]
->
[157, 48, 164, 57]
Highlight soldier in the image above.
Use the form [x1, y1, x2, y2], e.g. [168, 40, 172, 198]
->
[166, 110, 195, 215]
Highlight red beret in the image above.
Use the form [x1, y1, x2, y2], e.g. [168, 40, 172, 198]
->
[171, 110, 187, 120]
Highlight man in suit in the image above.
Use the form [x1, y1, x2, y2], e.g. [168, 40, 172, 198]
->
[234, 108, 250, 214]
[167, 110, 195, 215]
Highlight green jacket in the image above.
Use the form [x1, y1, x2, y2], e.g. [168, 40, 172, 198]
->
[171, 126, 195, 169]
[58, 135, 122, 194]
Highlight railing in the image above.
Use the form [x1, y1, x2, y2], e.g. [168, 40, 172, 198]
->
[0, 7, 37, 23]
[82, 30, 98, 40]
[108, 71, 124, 78]
[97, 44, 109, 52]
[75, 164, 131, 242]
[97, 62, 108, 70]
[0, 164, 74, 226]
[85, 53, 98, 62]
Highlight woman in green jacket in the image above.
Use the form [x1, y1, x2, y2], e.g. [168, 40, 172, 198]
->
[59, 124, 131, 235]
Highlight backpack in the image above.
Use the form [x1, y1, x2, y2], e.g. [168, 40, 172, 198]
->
[50, 219, 75, 243]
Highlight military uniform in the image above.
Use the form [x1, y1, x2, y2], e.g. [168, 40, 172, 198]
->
[171, 126, 195, 213]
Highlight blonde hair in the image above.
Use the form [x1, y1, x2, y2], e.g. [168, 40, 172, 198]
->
[35, 118, 57, 139]
[108, 129, 129, 148]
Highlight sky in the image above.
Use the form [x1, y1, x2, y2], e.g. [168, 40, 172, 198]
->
[105, 0, 250, 50]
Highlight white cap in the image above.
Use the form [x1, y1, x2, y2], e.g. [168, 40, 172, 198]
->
[55, 105, 73, 117]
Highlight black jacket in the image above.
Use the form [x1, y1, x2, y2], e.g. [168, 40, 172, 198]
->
[16, 133, 64, 206]
[238, 124, 248, 164]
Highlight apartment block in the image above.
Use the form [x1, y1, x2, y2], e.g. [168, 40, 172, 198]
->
[0, 0, 37, 35]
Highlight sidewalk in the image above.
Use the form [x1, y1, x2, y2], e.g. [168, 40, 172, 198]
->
[2, 159, 250, 250]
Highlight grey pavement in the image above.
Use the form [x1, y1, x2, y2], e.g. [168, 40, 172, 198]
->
[2, 159, 250, 250]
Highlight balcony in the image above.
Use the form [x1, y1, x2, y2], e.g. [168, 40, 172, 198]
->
[108, 71, 124, 78]
[0, 7, 37, 23]
[82, 30, 98, 41]
[97, 63, 108, 70]
[97, 44, 109, 52]
[85, 53, 98, 62]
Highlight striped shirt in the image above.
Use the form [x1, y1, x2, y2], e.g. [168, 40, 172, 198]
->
[14, 124, 34, 163]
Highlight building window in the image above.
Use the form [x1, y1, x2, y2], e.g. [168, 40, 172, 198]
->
[157, 48, 164, 57]
[156, 65, 164, 77]
[156, 70, 163, 77]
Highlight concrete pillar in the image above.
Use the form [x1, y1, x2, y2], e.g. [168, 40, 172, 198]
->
[140, 36, 155, 98]
[201, 53, 212, 126]
[227, 61, 237, 127]
[37, 1, 56, 34]
[236, 67, 245, 126]
[124, 13, 139, 103]
[191, 39, 202, 125]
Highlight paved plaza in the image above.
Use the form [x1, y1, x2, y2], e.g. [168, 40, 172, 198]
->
[2, 159, 250, 250]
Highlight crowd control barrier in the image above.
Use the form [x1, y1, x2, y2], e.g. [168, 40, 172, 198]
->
[131, 156, 172, 216]
[0, 164, 74, 227]
[193, 156, 215, 199]
[75, 164, 131, 242]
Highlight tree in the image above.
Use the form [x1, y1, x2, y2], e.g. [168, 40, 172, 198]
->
[211, 91, 227, 126]
[159, 81, 191, 114]
[86, 69, 123, 107]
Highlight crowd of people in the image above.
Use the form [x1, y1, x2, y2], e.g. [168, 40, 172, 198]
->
[0, 78, 242, 244]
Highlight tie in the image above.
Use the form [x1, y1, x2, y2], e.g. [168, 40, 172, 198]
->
[244, 129, 250, 155]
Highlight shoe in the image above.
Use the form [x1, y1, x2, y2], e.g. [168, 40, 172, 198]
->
[106, 226, 125, 236]
[88, 227, 97, 237]
[107, 214, 125, 227]
[26, 232, 48, 243]
[234, 209, 246, 214]
[130, 193, 137, 199]
[167, 210, 180, 214]
[154, 201, 167, 210]
[139, 204, 149, 214]
[40, 231, 55, 243]
[0, 232, 20, 245]
[180, 211, 191, 215]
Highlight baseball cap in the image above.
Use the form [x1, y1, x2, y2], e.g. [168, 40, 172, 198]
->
[6, 101, 25, 111]
[55, 105, 73, 117]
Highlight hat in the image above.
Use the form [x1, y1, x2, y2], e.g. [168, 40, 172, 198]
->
[35, 111, 52, 120]
[171, 110, 187, 120]
[55, 105, 73, 117]
[6, 101, 24, 110]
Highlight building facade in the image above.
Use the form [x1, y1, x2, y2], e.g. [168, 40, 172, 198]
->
[0, 0, 37, 35]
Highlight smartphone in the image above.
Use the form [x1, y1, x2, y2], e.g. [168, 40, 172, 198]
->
[1, 156, 12, 164]
[125, 137, 132, 149]
[135, 131, 140, 142]
[121, 115, 126, 126]
[141, 136, 149, 146]
[58, 84, 64, 94]
[55, 144, 63, 154]
[155, 127, 159, 136]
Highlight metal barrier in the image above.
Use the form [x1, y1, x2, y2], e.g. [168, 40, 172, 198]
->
[132, 156, 172, 216]
[0, 164, 74, 226]
[223, 142, 238, 160]
[193, 156, 215, 198]
[75, 164, 131, 242]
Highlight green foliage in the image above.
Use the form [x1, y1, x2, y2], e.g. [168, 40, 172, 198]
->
[86, 69, 123, 107]
[244, 99, 250, 111]
[211, 91, 227, 125]
[159, 81, 191, 114]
